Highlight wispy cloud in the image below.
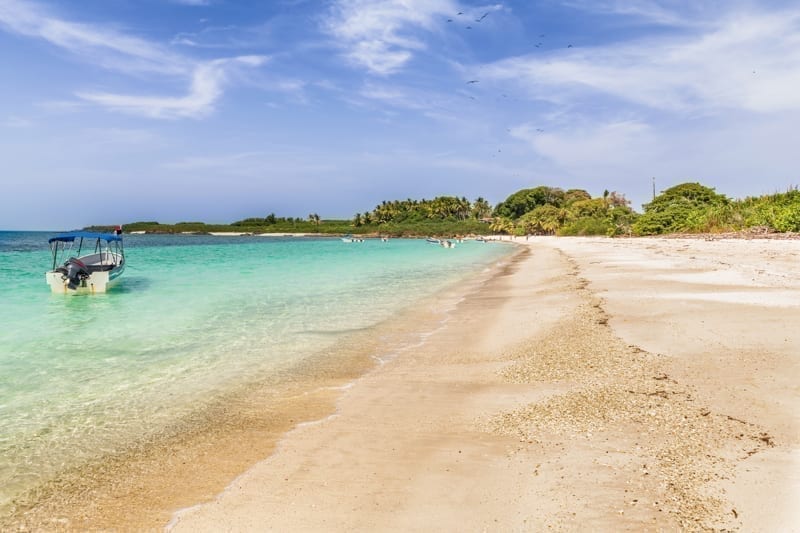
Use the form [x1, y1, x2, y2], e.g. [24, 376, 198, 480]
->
[163, 149, 337, 179]
[511, 119, 657, 174]
[0, 0, 266, 118]
[562, 0, 695, 26]
[2, 115, 34, 128]
[78, 56, 267, 119]
[170, 25, 241, 49]
[0, 0, 185, 75]
[322, 0, 460, 75]
[484, 8, 800, 115]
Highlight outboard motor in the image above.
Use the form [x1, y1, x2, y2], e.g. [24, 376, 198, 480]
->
[56, 257, 91, 289]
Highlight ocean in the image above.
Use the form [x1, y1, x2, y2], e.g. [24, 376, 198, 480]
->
[0, 231, 514, 515]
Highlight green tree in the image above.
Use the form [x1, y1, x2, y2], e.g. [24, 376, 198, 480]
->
[564, 189, 592, 206]
[471, 197, 492, 219]
[489, 216, 514, 235]
[493, 186, 565, 219]
[633, 182, 728, 235]
[517, 205, 569, 235]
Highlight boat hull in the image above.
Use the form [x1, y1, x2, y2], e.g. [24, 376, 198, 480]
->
[45, 269, 122, 294]
[46, 261, 125, 294]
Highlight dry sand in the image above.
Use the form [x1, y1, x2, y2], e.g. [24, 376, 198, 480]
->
[169, 236, 800, 532]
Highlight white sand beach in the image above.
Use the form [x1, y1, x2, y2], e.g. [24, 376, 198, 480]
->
[166, 236, 800, 532]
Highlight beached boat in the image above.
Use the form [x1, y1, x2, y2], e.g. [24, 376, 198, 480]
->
[45, 229, 125, 293]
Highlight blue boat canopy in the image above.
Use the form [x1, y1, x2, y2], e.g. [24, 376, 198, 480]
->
[48, 231, 122, 244]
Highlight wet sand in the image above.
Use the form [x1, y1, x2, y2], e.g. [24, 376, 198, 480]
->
[170, 236, 800, 532]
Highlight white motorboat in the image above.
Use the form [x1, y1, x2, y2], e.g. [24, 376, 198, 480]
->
[46, 229, 125, 293]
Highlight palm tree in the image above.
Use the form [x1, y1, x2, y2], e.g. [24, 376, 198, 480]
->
[308, 213, 321, 232]
[490, 217, 514, 235]
[472, 197, 492, 219]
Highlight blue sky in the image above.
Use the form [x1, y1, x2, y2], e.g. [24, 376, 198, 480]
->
[1, 0, 799, 229]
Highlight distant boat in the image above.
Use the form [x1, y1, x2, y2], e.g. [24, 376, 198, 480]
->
[45, 229, 125, 293]
[426, 237, 455, 248]
[341, 234, 364, 243]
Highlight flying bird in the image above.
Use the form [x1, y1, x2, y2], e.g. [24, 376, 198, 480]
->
[476, 12, 489, 22]
[466, 80, 479, 84]
[457, 11, 463, 15]
[567, 44, 573, 48]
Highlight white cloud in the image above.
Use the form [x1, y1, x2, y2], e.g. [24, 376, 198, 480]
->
[510, 119, 659, 179]
[78, 56, 266, 119]
[0, 1, 266, 118]
[323, 0, 460, 75]
[484, 9, 800, 115]
[169, 25, 239, 49]
[0, 0, 186, 75]
[562, 0, 696, 26]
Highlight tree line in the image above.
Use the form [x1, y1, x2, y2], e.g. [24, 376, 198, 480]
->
[109, 182, 800, 237]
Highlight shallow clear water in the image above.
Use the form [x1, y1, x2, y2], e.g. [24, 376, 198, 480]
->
[0, 232, 512, 510]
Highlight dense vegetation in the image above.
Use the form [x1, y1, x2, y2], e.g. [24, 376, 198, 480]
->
[490, 186, 638, 237]
[632, 183, 800, 235]
[88, 182, 800, 238]
[356, 196, 492, 225]
[103, 197, 496, 237]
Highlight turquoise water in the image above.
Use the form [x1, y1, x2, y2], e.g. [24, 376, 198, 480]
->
[0, 232, 512, 511]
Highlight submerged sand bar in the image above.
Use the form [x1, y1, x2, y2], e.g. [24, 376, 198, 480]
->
[169, 236, 800, 531]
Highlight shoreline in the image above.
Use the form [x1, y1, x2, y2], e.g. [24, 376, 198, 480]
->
[1, 242, 523, 531]
[170, 236, 799, 531]
[6, 236, 799, 530]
